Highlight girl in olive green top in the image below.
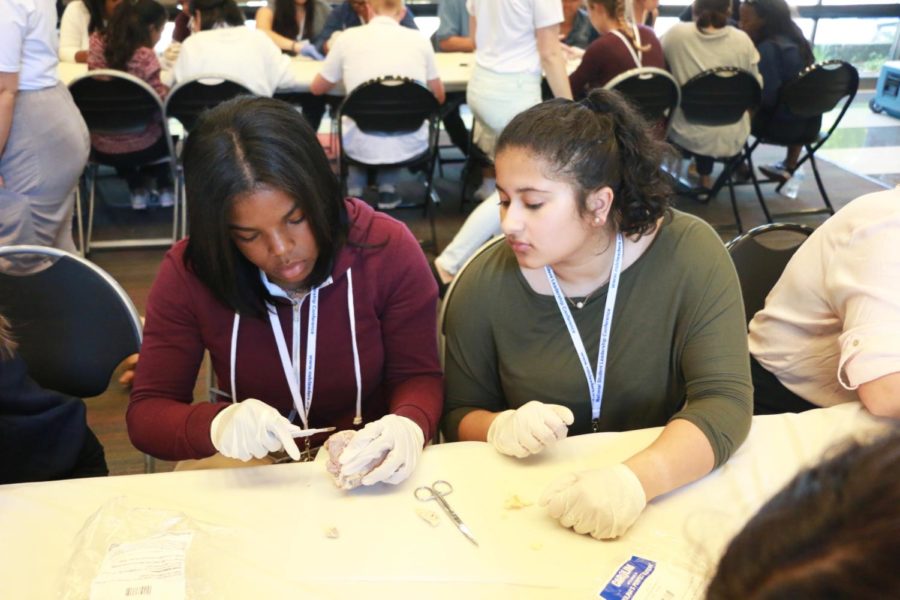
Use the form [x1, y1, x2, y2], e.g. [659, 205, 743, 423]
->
[442, 89, 752, 541]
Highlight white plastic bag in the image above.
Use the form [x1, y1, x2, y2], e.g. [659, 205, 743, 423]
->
[58, 498, 230, 600]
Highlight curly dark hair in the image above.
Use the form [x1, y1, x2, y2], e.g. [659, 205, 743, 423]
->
[495, 88, 672, 238]
[707, 429, 900, 599]
[742, 0, 814, 66]
[104, 0, 167, 71]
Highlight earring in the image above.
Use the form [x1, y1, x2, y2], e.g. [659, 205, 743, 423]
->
[593, 216, 601, 225]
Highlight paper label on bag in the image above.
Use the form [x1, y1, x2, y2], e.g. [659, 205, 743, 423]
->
[89, 532, 193, 600]
[598, 555, 704, 600]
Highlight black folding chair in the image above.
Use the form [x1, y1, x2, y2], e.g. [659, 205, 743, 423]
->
[745, 60, 859, 220]
[0, 244, 154, 472]
[164, 75, 252, 133]
[675, 67, 762, 232]
[605, 66, 680, 136]
[337, 76, 441, 250]
[726, 223, 815, 324]
[164, 75, 254, 237]
[68, 70, 180, 253]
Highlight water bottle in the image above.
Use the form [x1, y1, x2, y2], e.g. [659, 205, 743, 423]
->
[781, 165, 806, 200]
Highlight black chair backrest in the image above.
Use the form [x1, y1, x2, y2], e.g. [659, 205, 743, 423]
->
[69, 69, 164, 134]
[0, 246, 143, 398]
[605, 67, 680, 133]
[339, 76, 439, 134]
[680, 67, 761, 127]
[165, 75, 253, 133]
[438, 235, 505, 365]
[726, 223, 815, 324]
[780, 60, 859, 119]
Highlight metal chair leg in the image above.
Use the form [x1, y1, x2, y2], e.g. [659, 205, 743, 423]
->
[726, 173, 743, 233]
[806, 149, 835, 215]
[86, 165, 97, 255]
[743, 144, 773, 223]
[74, 178, 86, 256]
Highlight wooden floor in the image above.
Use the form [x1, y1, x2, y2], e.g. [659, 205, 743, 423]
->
[80, 120, 890, 476]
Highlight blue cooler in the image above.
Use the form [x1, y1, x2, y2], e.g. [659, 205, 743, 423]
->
[870, 61, 900, 119]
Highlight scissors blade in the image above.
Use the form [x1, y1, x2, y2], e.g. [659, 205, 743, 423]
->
[456, 522, 479, 547]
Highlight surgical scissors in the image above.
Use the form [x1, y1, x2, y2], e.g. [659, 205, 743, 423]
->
[414, 480, 479, 547]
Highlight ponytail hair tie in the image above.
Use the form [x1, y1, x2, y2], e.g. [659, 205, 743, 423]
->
[579, 92, 614, 115]
[578, 95, 601, 112]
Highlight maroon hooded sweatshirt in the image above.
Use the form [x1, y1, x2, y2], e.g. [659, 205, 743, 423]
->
[128, 198, 442, 460]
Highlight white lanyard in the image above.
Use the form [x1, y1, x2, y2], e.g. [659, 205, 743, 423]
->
[544, 233, 624, 431]
[267, 288, 319, 430]
[611, 29, 642, 69]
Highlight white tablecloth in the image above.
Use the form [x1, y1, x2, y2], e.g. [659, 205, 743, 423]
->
[56, 53, 475, 94]
[0, 403, 888, 599]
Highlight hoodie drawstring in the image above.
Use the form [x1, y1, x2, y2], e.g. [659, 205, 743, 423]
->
[228, 268, 363, 428]
[346, 269, 363, 425]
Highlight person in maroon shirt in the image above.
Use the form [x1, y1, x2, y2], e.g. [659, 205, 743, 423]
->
[127, 97, 442, 487]
[568, 0, 666, 100]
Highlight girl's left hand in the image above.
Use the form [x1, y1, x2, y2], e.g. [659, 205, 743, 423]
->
[338, 415, 424, 486]
[539, 464, 647, 539]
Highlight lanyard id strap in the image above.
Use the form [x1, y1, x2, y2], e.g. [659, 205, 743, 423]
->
[545, 233, 625, 426]
[610, 29, 642, 69]
[267, 287, 319, 429]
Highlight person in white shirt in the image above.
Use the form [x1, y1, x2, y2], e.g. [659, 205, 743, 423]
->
[174, 0, 300, 97]
[749, 187, 900, 419]
[58, 0, 122, 63]
[310, 0, 444, 209]
[431, 0, 575, 289]
[661, 0, 760, 190]
[1, 0, 90, 251]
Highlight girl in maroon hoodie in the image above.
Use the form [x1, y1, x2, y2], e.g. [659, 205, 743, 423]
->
[127, 97, 442, 486]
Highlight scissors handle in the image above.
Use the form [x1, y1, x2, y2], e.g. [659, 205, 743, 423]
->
[412, 481, 478, 547]
[414, 480, 453, 502]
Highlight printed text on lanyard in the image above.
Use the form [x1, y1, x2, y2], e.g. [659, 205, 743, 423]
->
[544, 233, 624, 432]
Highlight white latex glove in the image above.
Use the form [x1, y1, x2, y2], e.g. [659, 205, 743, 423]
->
[338, 415, 424, 486]
[210, 398, 305, 461]
[539, 464, 647, 540]
[487, 400, 575, 458]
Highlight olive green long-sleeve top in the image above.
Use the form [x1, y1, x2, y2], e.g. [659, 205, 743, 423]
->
[442, 210, 752, 468]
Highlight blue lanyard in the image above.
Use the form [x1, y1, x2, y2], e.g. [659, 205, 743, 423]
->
[544, 233, 624, 431]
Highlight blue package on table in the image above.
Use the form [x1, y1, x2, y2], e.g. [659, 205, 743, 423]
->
[599, 556, 657, 600]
